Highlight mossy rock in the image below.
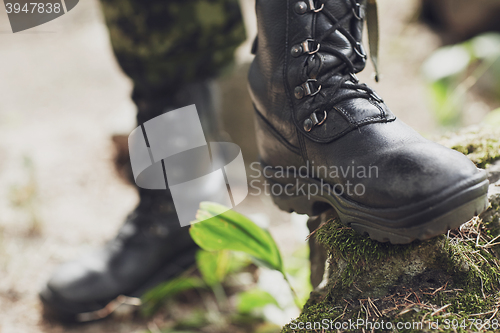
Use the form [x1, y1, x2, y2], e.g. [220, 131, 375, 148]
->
[286, 128, 500, 333]
[438, 126, 500, 169]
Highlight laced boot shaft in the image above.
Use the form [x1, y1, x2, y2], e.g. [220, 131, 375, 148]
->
[286, 0, 394, 142]
[249, 0, 392, 158]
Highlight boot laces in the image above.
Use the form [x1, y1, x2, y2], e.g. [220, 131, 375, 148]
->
[298, 0, 382, 132]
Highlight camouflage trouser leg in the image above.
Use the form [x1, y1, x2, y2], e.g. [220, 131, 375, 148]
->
[100, 0, 246, 123]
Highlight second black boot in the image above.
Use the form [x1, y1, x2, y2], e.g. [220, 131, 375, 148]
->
[249, 0, 489, 244]
[39, 189, 197, 322]
[39, 81, 223, 322]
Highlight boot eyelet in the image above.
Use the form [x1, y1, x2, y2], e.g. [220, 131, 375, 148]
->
[354, 42, 367, 59]
[303, 118, 314, 132]
[295, 0, 324, 14]
[291, 45, 303, 57]
[311, 110, 328, 126]
[292, 40, 320, 57]
[308, 0, 324, 12]
[352, 2, 362, 20]
[304, 110, 327, 132]
[311, 2, 324, 12]
[295, 80, 321, 99]
[298, 79, 321, 98]
[294, 1, 308, 14]
[310, 85, 321, 96]
[349, 73, 359, 83]
[302, 39, 320, 54]
[294, 86, 305, 99]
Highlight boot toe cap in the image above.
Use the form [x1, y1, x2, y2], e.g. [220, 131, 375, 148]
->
[360, 142, 485, 209]
[41, 252, 117, 317]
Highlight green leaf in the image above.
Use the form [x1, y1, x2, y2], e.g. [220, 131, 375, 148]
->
[196, 249, 230, 286]
[141, 276, 204, 316]
[190, 202, 283, 273]
[237, 289, 280, 314]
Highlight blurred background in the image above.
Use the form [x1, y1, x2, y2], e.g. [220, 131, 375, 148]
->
[1, 0, 500, 332]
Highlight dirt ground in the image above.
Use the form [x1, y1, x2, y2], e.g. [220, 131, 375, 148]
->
[0, 0, 473, 332]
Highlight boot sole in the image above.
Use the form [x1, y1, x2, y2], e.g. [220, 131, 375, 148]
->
[265, 166, 489, 244]
[39, 246, 198, 322]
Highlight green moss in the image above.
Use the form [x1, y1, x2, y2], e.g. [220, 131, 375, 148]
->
[315, 218, 416, 262]
[283, 279, 500, 332]
[445, 238, 500, 296]
[314, 218, 423, 292]
[439, 127, 500, 168]
[481, 202, 500, 238]
[283, 217, 500, 333]
[389, 288, 499, 333]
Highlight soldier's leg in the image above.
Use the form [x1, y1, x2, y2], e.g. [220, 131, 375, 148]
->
[39, 0, 245, 321]
[102, 0, 245, 127]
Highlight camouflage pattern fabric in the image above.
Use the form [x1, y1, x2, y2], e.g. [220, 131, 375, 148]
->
[100, 0, 246, 102]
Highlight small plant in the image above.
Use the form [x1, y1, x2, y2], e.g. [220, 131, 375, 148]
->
[190, 202, 302, 308]
[140, 202, 309, 333]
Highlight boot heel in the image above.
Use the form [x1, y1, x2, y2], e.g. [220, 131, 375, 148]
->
[271, 188, 314, 215]
[266, 176, 333, 216]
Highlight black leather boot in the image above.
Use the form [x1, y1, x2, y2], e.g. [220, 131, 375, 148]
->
[249, 0, 489, 244]
[40, 190, 197, 321]
[40, 82, 220, 321]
